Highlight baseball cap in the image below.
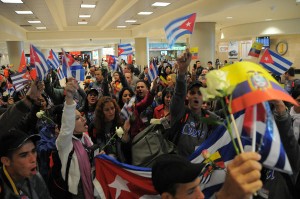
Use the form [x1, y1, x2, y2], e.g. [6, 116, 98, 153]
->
[0, 129, 40, 158]
[152, 154, 205, 194]
[87, 88, 99, 96]
[188, 81, 202, 91]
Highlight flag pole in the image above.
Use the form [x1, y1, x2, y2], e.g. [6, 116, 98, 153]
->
[252, 105, 257, 152]
[230, 114, 244, 153]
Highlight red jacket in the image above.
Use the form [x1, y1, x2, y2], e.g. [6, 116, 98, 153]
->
[153, 104, 165, 119]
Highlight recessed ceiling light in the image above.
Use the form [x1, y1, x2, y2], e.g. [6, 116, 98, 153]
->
[80, 4, 96, 8]
[226, 16, 233, 19]
[125, 20, 137, 23]
[152, 2, 170, 7]
[1, 0, 23, 3]
[15, 11, 33, 14]
[265, 19, 272, 21]
[117, 26, 126, 28]
[36, 27, 46, 30]
[78, 21, 88, 24]
[28, 20, 41, 24]
[79, 15, 91, 18]
[138, 12, 153, 15]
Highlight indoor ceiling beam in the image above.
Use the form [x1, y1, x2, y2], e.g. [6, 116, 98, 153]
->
[45, 0, 66, 31]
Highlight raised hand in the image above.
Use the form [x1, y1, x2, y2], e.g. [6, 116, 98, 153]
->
[65, 78, 78, 105]
[177, 48, 192, 75]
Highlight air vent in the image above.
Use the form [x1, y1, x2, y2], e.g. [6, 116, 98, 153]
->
[20, 25, 32, 27]
[131, 23, 141, 26]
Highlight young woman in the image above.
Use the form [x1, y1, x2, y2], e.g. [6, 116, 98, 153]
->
[153, 88, 174, 119]
[56, 79, 94, 199]
[117, 87, 135, 108]
[111, 71, 123, 96]
[93, 96, 130, 162]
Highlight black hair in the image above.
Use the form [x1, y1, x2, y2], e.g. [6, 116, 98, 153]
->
[126, 64, 134, 73]
[118, 87, 135, 108]
[41, 93, 49, 108]
[208, 61, 212, 64]
[136, 79, 150, 89]
[161, 87, 174, 105]
[287, 67, 295, 77]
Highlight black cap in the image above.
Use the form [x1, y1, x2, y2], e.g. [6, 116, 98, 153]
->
[0, 129, 40, 157]
[87, 88, 99, 96]
[152, 154, 205, 194]
[188, 81, 202, 91]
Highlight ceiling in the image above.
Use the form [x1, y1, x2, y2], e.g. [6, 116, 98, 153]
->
[0, 0, 300, 53]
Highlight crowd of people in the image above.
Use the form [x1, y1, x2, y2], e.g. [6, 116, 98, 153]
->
[0, 49, 300, 199]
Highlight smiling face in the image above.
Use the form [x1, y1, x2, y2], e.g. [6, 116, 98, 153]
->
[187, 86, 202, 113]
[1, 141, 37, 181]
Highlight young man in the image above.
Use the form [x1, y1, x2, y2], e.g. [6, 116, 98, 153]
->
[170, 50, 210, 157]
[0, 130, 51, 199]
[152, 152, 263, 199]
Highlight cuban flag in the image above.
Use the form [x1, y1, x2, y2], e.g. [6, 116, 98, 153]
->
[147, 61, 158, 82]
[94, 155, 159, 199]
[106, 55, 118, 71]
[118, 43, 133, 56]
[47, 49, 60, 70]
[10, 70, 31, 85]
[120, 96, 136, 121]
[56, 65, 65, 80]
[61, 49, 84, 81]
[165, 13, 196, 48]
[259, 49, 293, 76]
[31, 45, 51, 80]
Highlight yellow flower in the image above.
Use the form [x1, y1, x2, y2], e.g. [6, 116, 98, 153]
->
[200, 70, 234, 101]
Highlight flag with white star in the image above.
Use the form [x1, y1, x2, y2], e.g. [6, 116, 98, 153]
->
[164, 13, 196, 48]
[259, 48, 293, 75]
[94, 155, 159, 199]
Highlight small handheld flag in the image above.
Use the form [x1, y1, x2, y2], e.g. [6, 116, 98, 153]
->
[259, 49, 293, 75]
[118, 43, 133, 56]
[165, 13, 196, 48]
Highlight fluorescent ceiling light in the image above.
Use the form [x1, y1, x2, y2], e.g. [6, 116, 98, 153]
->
[125, 20, 137, 23]
[79, 15, 91, 18]
[265, 18, 272, 21]
[15, 11, 33, 14]
[80, 4, 96, 8]
[36, 27, 46, 30]
[117, 26, 126, 28]
[152, 2, 170, 7]
[78, 21, 88, 24]
[28, 20, 41, 23]
[226, 16, 233, 19]
[1, 0, 23, 3]
[138, 12, 153, 15]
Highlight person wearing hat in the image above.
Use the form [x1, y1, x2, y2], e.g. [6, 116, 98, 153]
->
[0, 129, 51, 199]
[169, 49, 213, 158]
[152, 152, 263, 199]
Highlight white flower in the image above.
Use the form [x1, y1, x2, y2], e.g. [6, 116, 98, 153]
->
[200, 70, 234, 101]
[36, 110, 45, 119]
[115, 127, 124, 138]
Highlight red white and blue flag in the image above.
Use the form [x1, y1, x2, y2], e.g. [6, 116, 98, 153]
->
[56, 65, 65, 80]
[106, 55, 118, 71]
[165, 13, 196, 48]
[118, 44, 133, 56]
[61, 49, 84, 81]
[94, 155, 159, 199]
[47, 49, 60, 70]
[31, 44, 51, 80]
[10, 70, 31, 86]
[147, 61, 158, 82]
[259, 49, 293, 75]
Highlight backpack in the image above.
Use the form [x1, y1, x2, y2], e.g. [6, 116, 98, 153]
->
[48, 149, 74, 199]
[131, 123, 176, 167]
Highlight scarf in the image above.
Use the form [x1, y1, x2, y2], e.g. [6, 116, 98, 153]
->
[72, 135, 94, 199]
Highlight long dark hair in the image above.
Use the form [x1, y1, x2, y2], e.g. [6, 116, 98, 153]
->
[94, 96, 123, 140]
